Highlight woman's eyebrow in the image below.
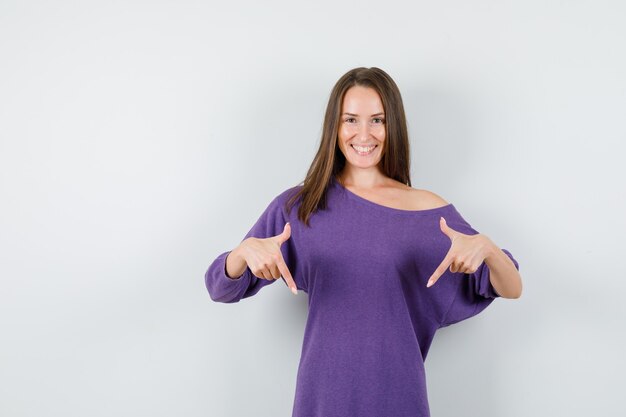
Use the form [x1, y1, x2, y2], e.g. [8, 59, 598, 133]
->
[342, 112, 385, 116]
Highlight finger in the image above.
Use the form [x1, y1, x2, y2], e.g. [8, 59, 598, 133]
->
[269, 262, 281, 279]
[275, 222, 291, 245]
[263, 265, 276, 280]
[257, 265, 273, 280]
[449, 259, 460, 273]
[451, 258, 470, 274]
[439, 216, 452, 238]
[460, 262, 479, 274]
[439, 216, 459, 241]
[248, 255, 270, 279]
[427, 253, 453, 288]
[276, 255, 298, 295]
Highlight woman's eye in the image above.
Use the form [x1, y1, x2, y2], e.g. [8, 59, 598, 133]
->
[373, 118, 385, 124]
[345, 118, 356, 123]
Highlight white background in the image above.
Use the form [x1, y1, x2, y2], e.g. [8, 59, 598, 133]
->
[1, 1, 624, 416]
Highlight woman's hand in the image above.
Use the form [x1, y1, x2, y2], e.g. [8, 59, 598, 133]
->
[426, 216, 492, 288]
[240, 223, 298, 295]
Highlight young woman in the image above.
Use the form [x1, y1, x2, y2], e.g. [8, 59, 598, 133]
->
[205, 67, 522, 417]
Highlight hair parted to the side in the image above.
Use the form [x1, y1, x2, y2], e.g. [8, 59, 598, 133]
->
[284, 67, 412, 227]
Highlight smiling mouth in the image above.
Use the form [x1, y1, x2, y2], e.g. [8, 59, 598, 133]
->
[351, 144, 377, 155]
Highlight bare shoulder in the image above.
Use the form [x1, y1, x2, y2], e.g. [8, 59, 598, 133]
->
[412, 188, 448, 205]
[387, 179, 449, 210]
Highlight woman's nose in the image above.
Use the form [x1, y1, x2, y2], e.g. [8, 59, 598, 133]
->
[357, 121, 373, 135]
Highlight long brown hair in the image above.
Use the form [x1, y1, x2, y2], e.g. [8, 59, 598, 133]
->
[285, 67, 411, 227]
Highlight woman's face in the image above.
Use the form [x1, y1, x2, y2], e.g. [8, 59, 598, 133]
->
[337, 85, 386, 170]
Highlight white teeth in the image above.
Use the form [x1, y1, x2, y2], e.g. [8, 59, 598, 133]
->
[352, 145, 376, 152]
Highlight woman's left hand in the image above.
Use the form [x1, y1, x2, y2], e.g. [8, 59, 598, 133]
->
[426, 216, 492, 288]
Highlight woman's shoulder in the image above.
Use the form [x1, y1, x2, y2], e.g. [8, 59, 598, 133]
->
[387, 179, 449, 210]
[271, 178, 449, 211]
[411, 187, 449, 209]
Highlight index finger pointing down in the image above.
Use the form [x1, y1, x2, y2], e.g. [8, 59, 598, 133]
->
[276, 256, 297, 295]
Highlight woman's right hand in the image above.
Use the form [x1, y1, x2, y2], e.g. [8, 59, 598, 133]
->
[239, 222, 298, 295]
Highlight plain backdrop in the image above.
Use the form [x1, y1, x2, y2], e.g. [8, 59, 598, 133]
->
[1, 1, 625, 416]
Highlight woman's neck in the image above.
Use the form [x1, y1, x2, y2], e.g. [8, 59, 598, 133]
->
[338, 168, 387, 189]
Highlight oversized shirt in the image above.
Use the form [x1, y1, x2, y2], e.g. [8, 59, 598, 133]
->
[205, 175, 520, 417]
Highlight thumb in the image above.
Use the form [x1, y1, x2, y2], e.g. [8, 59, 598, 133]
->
[439, 216, 455, 239]
[275, 222, 291, 244]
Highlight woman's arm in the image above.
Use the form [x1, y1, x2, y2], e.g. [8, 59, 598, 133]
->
[480, 234, 523, 299]
[225, 243, 248, 279]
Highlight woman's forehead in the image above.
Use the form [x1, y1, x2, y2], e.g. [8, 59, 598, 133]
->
[342, 86, 384, 113]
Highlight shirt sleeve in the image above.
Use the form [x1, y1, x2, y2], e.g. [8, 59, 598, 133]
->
[204, 193, 295, 303]
[438, 207, 520, 328]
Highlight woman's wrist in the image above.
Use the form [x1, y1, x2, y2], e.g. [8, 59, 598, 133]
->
[225, 241, 249, 279]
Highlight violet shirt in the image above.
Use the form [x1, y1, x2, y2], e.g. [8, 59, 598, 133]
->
[205, 176, 520, 417]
